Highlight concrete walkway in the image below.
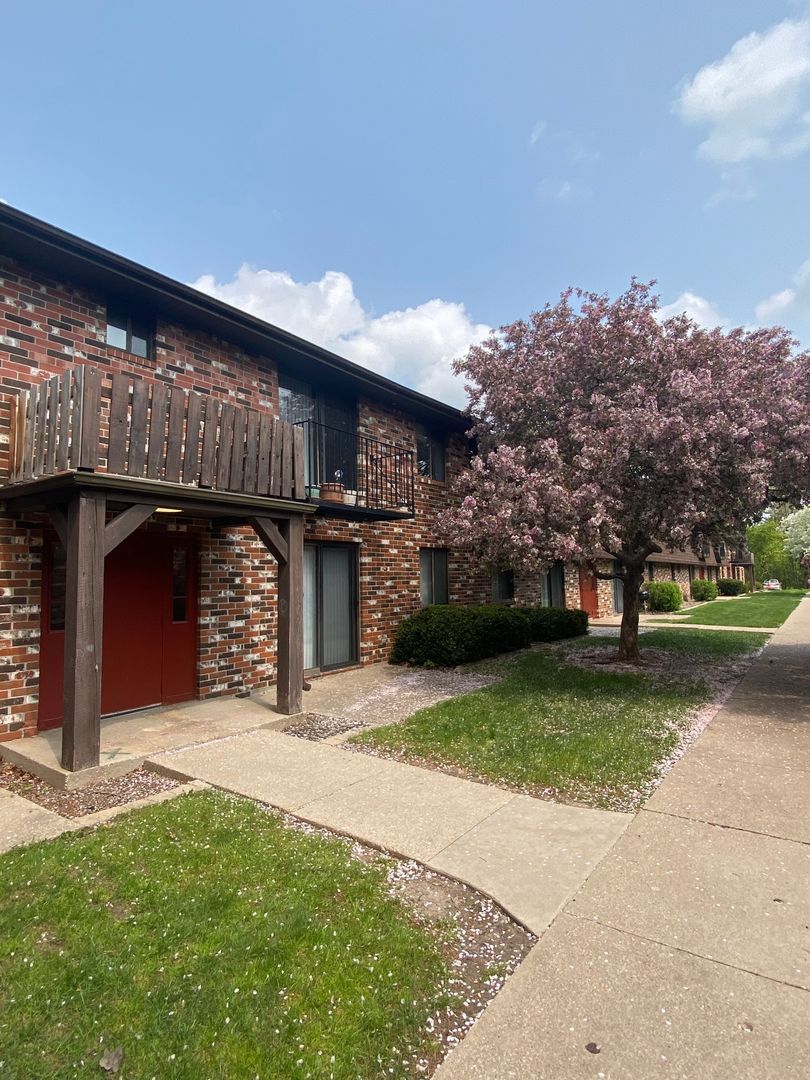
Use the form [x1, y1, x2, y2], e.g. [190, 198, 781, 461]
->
[150, 733, 629, 935]
[436, 597, 810, 1079]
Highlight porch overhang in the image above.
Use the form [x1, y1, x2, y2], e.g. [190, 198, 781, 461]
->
[1, 469, 318, 522]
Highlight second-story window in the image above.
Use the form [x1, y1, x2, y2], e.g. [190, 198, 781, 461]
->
[106, 307, 153, 359]
[416, 430, 445, 481]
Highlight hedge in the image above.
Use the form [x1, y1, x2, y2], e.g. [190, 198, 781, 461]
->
[717, 579, 746, 596]
[647, 580, 683, 612]
[691, 579, 719, 602]
[390, 603, 587, 667]
[517, 605, 589, 642]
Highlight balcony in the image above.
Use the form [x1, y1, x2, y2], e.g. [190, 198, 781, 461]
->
[295, 419, 415, 518]
[6, 365, 308, 507]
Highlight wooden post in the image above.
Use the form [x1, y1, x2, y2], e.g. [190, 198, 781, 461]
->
[276, 515, 304, 715]
[61, 491, 106, 771]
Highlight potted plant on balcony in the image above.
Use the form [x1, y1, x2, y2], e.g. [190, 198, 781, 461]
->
[319, 469, 345, 503]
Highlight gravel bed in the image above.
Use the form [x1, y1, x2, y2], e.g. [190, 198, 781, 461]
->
[284, 711, 369, 741]
[0, 761, 180, 818]
[270, 802, 536, 1074]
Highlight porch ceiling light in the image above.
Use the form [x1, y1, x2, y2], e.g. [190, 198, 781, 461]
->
[155, 507, 183, 514]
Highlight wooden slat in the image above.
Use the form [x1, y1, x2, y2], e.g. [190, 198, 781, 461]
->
[107, 373, 130, 475]
[34, 380, 48, 477]
[216, 403, 235, 489]
[182, 391, 202, 485]
[68, 368, 83, 470]
[78, 367, 101, 471]
[146, 382, 168, 479]
[56, 372, 70, 472]
[22, 384, 37, 479]
[257, 413, 272, 494]
[244, 410, 259, 493]
[128, 378, 149, 477]
[164, 387, 185, 483]
[10, 390, 24, 480]
[280, 421, 293, 498]
[269, 417, 282, 496]
[199, 398, 219, 488]
[229, 406, 246, 491]
[292, 425, 305, 500]
[44, 375, 59, 475]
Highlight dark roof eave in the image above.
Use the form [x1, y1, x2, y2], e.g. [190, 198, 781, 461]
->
[0, 203, 469, 432]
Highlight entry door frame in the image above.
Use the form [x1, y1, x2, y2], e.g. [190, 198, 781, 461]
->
[304, 540, 360, 674]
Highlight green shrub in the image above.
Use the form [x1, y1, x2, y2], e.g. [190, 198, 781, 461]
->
[517, 605, 588, 641]
[691, 579, 719, 602]
[647, 581, 683, 612]
[717, 579, 746, 596]
[390, 604, 531, 667]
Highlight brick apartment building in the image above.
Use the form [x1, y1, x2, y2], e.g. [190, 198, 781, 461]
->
[0, 206, 752, 769]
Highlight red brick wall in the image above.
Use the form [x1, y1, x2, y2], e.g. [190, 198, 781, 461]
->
[0, 253, 499, 740]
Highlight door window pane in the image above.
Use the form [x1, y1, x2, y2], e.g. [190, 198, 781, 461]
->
[172, 547, 187, 622]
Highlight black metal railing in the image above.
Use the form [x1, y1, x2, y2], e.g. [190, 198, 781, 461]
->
[294, 420, 415, 514]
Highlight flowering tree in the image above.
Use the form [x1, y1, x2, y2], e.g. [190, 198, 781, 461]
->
[783, 507, 810, 576]
[441, 281, 810, 661]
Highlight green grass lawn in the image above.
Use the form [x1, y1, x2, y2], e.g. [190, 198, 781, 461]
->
[352, 630, 767, 812]
[0, 792, 452, 1078]
[664, 589, 806, 627]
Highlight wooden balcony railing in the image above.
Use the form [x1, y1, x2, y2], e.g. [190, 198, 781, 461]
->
[7, 366, 307, 500]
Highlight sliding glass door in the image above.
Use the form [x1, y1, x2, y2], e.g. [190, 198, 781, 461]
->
[303, 543, 358, 672]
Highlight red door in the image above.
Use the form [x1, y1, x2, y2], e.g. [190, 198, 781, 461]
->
[578, 567, 600, 619]
[38, 531, 198, 729]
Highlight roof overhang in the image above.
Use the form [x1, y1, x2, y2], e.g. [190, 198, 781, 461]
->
[0, 204, 469, 434]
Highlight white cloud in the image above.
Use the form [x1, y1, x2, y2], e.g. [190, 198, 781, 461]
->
[704, 167, 756, 208]
[755, 259, 810, 321]
[657, 291, 729, 329]
[536, 177, 591, 202]
[675, 17, 810, 163]
[189, 265, 490, 406]
[528, 120, 546, 146]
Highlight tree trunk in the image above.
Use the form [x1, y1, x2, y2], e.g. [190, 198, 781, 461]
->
[617, 561, 645, 662]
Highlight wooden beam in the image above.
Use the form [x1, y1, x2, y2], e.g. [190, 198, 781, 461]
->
[251, 516, 288, 565]
[104, 504, 156, 556]
[47, 507, 68, 547]
[61, 490, 105, 771]
[276, 515, 304, 715]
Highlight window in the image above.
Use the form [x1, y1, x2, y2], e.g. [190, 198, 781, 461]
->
[670, 563, 678, 582]
[106, 307, 153, 359]
[172, 547, 188, 622]
[646, 561, 655, 581]
[416, 430, 445, 481]
[492, 568, 515, 603]
[539, 562, 566, 607]
[419, 548, 449, 605]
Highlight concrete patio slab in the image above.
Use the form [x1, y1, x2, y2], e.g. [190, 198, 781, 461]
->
[298, 760, 514, 863]
[646, 741, 810, 843]
[0, 789, 75, 853]
[0, 696, 282, 789]
[429, 794, 629, 932]
[152, 729, 389, 811]
[435, 915, 810, 1080]
[567, 811, 810, 989]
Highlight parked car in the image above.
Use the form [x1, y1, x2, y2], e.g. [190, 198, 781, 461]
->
[762, 579, 782, 591]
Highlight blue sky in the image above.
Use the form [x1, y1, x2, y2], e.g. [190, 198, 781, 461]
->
[3, 1, 809, 403]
